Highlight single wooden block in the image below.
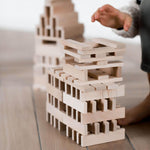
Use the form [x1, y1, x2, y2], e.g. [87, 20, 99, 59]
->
[66, 126, 72, 137]
[108, 98, 116, 110]
[94, 123, 100, 134]
[109, 120, 117, 131]
[100, 121, 109, 134]
[51, 1, 74, 16]
[88, 69, 109, 80]
[62, 39, 92, 51]
[47, 84, 63, 101]
[93, 38, 125, 49]
[80, 85, 125, 101]
[60, 24, 84, 39]
[63, 64, 88, 81]
[63, 93, 87, 113]
[96, 60, 108, 65]
[76, 132, 81, 145]
[47, 102, 88, 135]
[81, 128, 125, 147]
[100, 99, 108, 112]
[80, 107, 125, 124]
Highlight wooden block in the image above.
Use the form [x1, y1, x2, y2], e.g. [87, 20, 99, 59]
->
[81, 129, 125, 147]
[91, 101, 96, 113]
[105, 83, 118, 90]
[66, 126, 72, 137]
[88, 69, 109, 80]
[44, 6, 51, 25]
[63, 64, 88, 81]
[94, 123, 100, 134]
[47, 103, 88, 135]
[80, 84, 125, 101]
[109, 120, 117, 131]
[115, 51, 125, 56]
[100, 99, 108, 112]
[50, 115, 53, 126]
[51, 1, 74, 16]
[61, 24, 84, 39]
[96, 60, 108, 65]
[74, 62, 124, 70]
[54, 12, 78, 28]
[108, 98, 116, 110]
[47, 84, 63, 101]
[64, 48, 123, 63]
[63, 93, 87, 113]
[62, 39, 92, 51]
[46, 112, 50, 122]
[100, 121, 109, 134]
[80, 107, 125, 124]
[76, 132, 81, 144]
[53, 117, 56, 128]
[58, 121, 65, 131]
[78, 45, 125, 55]
[72, 130, 77, 141]
[93, 38, 125, 49]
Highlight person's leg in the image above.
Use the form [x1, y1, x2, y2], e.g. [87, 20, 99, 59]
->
[118, 73, 150, 125]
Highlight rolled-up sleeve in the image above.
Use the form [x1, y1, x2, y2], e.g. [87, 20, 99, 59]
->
[113, 0, 140, 38]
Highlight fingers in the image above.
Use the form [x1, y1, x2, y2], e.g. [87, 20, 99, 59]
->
[123, 15, 132, 31]
[100, 4, 114, 13]
[91, 8, 106, 22]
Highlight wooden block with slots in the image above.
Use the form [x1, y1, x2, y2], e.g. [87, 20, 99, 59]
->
[33, 0, 84, 90]
[46, 38, 126, 147]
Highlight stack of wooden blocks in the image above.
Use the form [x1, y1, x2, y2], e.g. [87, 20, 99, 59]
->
[46, 38, 126, 147]
[33, 0, 84, 90]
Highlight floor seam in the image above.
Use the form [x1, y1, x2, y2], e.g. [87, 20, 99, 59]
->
[125, 133, 136, 150]
[31, 88, 43, 150]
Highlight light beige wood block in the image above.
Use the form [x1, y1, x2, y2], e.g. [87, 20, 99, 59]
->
[63, 93, 87, 113]
[100, 121, 109, 134]
[63, 64, 88, 81]
[80, 85, 125, 101]
[80, 107, 125, 124]
[47, 102, 88, 135]
[93, 38, 125, 49]
[47, 84, 63, 101]
[62, 39, 92, 51]
[81, 129, 125, 147]
[108, 98, 116, 110]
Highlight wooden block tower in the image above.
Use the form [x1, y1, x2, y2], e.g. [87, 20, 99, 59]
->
[46, 38, 126, 147]
[33, 0, 84, 90]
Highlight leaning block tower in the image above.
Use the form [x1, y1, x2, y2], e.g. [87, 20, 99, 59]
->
[46, 38, 126, 147]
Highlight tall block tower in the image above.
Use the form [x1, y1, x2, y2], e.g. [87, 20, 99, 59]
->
[33, 0, 84, 90]
[46, 38, 126, 147]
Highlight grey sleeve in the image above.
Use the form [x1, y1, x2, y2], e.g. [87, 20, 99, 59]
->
[113, 0, 140, 38]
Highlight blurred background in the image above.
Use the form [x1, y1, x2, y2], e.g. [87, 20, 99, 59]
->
[1, 1, 150, 149]
[0, 0, 140, 42]
[0, 0, 144, 92]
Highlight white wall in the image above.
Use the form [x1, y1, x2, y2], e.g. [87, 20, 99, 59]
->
[0, 0, 140, 43]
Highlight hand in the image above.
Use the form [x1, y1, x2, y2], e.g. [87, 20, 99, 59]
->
[91, 4, 132, 31]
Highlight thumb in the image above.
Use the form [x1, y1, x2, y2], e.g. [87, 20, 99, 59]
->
[123, 16, 132, 31]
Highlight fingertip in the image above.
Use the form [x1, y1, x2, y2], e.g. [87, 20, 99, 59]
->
[99, 7, 104, 12]
[124, 25, 129, 31]
[91, 19, 95, 22]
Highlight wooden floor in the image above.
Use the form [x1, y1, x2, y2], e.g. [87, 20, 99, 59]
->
[0, 29, 150, 150]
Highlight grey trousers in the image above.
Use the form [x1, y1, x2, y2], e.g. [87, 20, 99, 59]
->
[140, 0, 150, 72]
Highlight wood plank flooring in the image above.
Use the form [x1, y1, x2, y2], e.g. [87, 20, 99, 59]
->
[0, 29, 150, 150]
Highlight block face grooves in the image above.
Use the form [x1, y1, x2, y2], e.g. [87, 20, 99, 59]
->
[33, 0, 126, 147]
